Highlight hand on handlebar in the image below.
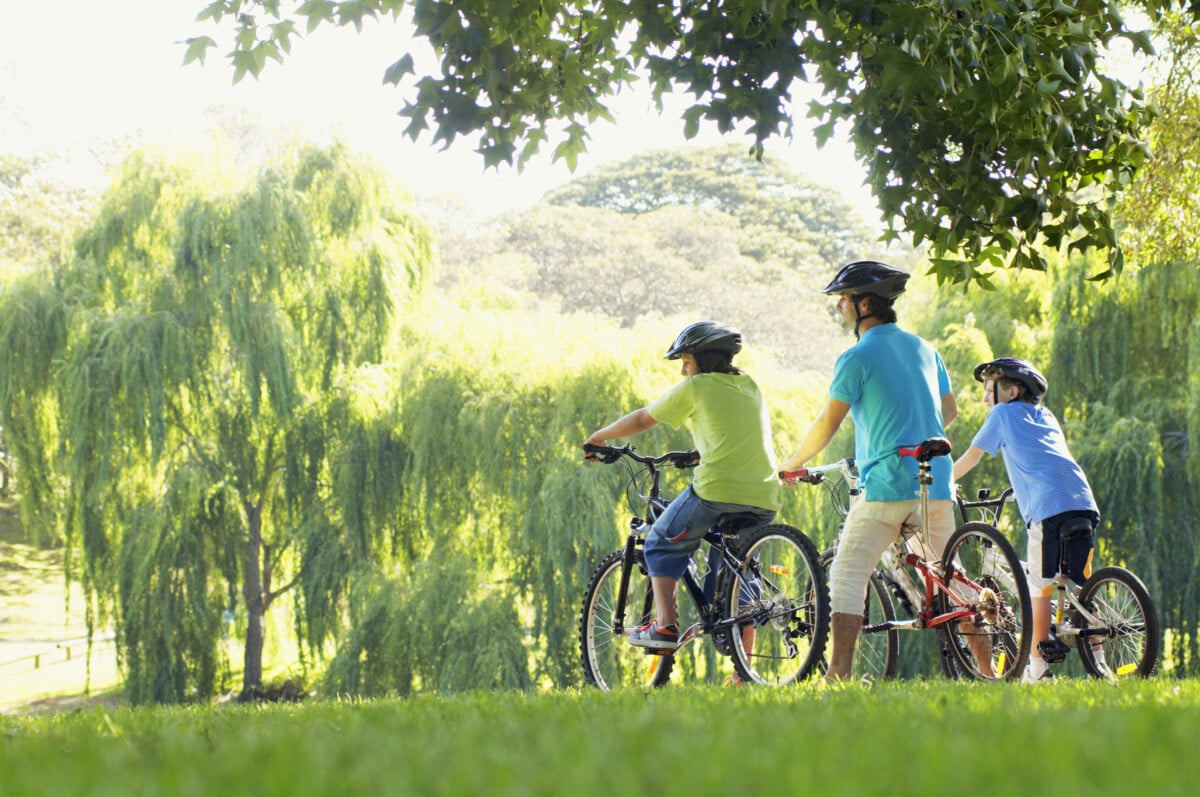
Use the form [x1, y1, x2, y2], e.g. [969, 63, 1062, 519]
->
[779, 468, 823, 487]
[583, 443, 621, 464]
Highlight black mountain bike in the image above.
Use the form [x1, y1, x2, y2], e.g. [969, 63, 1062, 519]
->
[579, 444, 829, 689]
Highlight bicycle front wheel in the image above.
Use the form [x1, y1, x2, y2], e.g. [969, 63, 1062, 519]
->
[1077, 566, 1160, 679]
[580, 549, 674, 690]
[940, 522, 1031, 681]
[721, 524, 829, 686]
[820, 547, 899, 683]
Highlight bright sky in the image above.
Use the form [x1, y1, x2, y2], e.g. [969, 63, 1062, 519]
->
[2, 1, 876, 222]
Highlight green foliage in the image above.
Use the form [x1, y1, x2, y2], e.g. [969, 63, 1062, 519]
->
[437, 146, 908, 375]
[307, 290, 834, 692]
[117, 464, 240, 704]
[187, 1, 1190, 281]
[0, 152, 95, 276]
[1117, 12, 1200, 266]
[0, 139, 433, 702]
[544, 145, 875, 272]
[1045, 261, 1200, 672]
[323, 555, 532, 697]
[0, 279, 68, 537]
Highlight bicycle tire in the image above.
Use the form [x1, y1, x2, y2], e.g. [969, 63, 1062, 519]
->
[1076, 566, 1160, 679]
[720, 524, 829, 686]
[819, 547, 899, 682]
[939, 522, 1032, 681]
[580, 549, 674, 690]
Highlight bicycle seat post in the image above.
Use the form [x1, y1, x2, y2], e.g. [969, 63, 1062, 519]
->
[918, 458, 934, 552]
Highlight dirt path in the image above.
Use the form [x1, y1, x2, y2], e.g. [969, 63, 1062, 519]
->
[1, 517, 123, 712]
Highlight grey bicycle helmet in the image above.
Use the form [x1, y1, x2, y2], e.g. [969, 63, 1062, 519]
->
[664, 321, 743, 360]
[822, 260, 910, 299]
[974, 357, 1048, 402]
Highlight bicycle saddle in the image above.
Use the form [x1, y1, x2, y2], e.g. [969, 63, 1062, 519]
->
[899, 437, 952, 462]
[715, 512, 767, 536]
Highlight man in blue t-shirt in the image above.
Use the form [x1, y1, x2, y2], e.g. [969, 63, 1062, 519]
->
[779, 261, 960, 681]
[953, 357, 1101, 682]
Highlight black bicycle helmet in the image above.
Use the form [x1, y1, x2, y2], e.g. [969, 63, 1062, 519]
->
[822, 260, 910, 299]
[664, 321, 743, 360]
[974, 357, 1048, 402]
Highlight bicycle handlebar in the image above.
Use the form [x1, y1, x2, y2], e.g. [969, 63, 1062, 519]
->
[956, 486, 1015, 512]
[583, 443, 700, 469]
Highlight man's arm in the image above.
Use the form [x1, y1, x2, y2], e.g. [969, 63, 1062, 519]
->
[952, 445, 986, 482]
[778, 399, 851, 473]
[941, 391, 958, 427]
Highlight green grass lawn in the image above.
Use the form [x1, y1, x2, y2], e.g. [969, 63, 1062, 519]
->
[2, 680, 1197, 797]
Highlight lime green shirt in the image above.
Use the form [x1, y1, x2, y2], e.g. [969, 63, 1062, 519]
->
[648, 372, 782, 511]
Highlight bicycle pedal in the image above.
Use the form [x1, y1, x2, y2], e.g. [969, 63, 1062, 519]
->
[1038, 638, 1070, 664]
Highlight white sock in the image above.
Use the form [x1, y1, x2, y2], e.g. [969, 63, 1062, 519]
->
[1027, 655, 1048, 679]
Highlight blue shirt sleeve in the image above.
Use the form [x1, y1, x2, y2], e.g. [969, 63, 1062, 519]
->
[972, 407, 1004, 456]
[829, 349, 864, 405]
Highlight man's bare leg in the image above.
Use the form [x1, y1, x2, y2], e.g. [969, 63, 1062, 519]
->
[825, 611, 862, 682]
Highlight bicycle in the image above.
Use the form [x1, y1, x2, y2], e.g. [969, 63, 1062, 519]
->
[955, 486, 1160, 680]
[787, 437, 1032, 682]
[792, 456, 900, 681]
[579, 444, 830, 689]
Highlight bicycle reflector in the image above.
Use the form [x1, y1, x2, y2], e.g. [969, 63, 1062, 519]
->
[769, 564, 790, 575]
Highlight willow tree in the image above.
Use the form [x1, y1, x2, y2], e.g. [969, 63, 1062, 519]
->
[1045, 260, 1199, 673]
[314, 296, 834, 692]
[0, 141, 431, 701]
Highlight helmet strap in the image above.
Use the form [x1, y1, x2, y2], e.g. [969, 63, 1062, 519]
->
[852, 297, 874, 340]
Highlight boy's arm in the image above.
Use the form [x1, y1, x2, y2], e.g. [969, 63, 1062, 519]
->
[585, 408, 658, 449]
[952, 445, 987, 482]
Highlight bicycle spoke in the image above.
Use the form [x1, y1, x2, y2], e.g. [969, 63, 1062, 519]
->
[580, 551, 674, 690]
[940, 523, 1031, 681]
[722, 525, 829, 686]
[1077, 567, 1159, 679]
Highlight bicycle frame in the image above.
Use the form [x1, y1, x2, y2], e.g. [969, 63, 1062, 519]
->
[593, 445, 777, 649]
[789, 454, 984, 632]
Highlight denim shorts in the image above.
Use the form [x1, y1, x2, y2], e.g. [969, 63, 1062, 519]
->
[643, 484, 775, 579]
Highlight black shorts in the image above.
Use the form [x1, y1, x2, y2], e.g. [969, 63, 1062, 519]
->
[1032, 509, 1099, 588]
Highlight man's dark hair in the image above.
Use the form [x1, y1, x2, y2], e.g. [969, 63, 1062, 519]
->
[859, 293, 897, 324]
[695, 349, 741, 375]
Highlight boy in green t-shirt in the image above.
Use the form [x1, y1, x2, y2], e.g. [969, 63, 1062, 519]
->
[584, 321, 782, 651]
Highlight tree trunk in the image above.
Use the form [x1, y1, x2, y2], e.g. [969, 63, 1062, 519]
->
[241, 502, 265, 697]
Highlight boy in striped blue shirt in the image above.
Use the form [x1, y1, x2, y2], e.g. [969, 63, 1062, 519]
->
[952, 358, 1100, 683]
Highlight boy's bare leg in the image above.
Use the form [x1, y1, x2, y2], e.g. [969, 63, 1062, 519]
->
[651, 576, 679, 627]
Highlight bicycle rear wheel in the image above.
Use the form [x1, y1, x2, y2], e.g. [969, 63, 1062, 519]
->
[721, 524, 829, 686]
[820, 547, 898, 683]
[580, 550, 674, 690]
[940, 522, 1031, 681]
[1076, 566, 1160, 679]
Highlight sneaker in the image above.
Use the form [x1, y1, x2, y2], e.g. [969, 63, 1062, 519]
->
[628, 620, 680, 651]
[1091, 647, 1114, 680]
[1021, 664, 1056, 684]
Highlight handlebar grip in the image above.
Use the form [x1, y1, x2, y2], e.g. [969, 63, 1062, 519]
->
[669, 450, 701, 469]
[583, 443, 622, 464]
[780, 469, 824, 484]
